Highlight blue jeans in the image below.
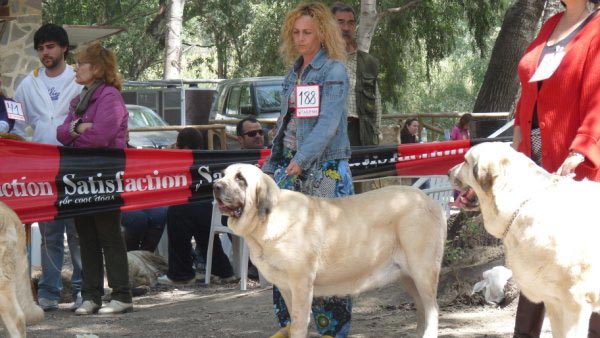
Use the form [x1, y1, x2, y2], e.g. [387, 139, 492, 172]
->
[122, 207, 167, 236]
[37, 219, 82, 301]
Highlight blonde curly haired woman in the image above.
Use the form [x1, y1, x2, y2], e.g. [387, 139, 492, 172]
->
[263, 2, 353, 338]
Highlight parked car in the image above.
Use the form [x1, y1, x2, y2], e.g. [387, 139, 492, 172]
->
[209, 76, 283, 149]
[126, 104, 178, 149]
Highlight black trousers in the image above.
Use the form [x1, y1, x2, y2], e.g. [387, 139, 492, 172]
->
[347, 117, 361, 147]
[514, 293, 600, 337]
[166, 201, 233, 281]
[74, 210, 132, 304]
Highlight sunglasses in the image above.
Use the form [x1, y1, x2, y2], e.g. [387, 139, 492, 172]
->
[243, 129, 264, 137]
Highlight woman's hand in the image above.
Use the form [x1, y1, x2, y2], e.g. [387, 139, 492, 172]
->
[556, 152, 585, 177]
[77, 122, 93, 134]
[285, 160, 302, 177]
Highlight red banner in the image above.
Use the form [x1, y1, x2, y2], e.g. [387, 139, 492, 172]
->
[0, 138, 485, 223]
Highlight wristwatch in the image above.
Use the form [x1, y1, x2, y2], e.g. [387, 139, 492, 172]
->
[69, 118, 82, 137]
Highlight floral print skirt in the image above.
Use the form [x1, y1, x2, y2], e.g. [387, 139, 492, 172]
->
[271, 148, 353, 337]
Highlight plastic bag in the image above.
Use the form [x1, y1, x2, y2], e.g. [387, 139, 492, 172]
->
[472, 266, 513, 305]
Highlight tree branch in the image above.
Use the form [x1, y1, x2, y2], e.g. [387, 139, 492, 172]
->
[380, 0, 422, 19]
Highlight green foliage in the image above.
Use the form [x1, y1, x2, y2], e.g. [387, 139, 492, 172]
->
[42, 0, 512, 111]
[394, 30, 494, 114]
[444, 240, 465, 266]
[43, 0, 164, 80]
[372, 0, 511, 111]
[444, 210, 501, 266]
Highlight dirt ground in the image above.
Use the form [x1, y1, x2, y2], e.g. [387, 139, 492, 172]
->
[19, 246, 555, 338]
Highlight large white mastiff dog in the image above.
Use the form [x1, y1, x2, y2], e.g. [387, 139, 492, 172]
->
[449, 142, 600, 338]
[0, 202, 44, 337]
[213, 163, 446, 338]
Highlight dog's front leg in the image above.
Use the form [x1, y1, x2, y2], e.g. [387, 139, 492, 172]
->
[0, 283, 26, 338]
[287, 280, 314, 338]
[555, 302, 593, 338]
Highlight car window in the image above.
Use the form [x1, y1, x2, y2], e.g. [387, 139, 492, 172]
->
[256, 84, 282, 112]
[239, 86, 253, 115]
[141, 108, 168, 127]
[127, 106, 168, 128]
[226, 86, 241, 116]
[212, 85, 227, 116]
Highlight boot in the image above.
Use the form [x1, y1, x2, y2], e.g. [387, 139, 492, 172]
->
[140, 228, 164, 253]
[588, 312, 600, 338]
[513, 293, 545, 338]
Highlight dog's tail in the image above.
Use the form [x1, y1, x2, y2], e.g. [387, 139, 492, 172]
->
[1, 203, 45, 324]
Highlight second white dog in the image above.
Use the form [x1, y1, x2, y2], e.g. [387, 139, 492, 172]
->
[449, 142, 600, 338]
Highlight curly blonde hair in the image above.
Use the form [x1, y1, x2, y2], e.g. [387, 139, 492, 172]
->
[280, 2, 346, 66]
[75, 41, 123, 91]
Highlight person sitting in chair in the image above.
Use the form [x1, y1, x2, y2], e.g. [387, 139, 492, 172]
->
[157, 128, 235, 285]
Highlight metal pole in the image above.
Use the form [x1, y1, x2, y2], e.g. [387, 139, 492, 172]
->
[180, 78, 186, 125]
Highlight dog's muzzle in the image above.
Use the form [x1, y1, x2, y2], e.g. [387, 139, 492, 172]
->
[448, 166, 480, 211]
[213, 181, 244, 218]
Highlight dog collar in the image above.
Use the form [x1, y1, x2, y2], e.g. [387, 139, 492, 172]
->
[502, 197, 533, 240]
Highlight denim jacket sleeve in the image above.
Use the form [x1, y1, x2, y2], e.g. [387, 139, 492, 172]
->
[293, 61, 349, 169]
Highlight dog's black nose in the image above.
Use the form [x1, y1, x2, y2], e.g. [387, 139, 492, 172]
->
[213, 181, 223, 192]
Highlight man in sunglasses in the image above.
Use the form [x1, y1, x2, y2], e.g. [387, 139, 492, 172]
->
[236, 117, 266, 150]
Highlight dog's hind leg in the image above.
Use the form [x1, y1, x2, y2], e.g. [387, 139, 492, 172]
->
[413, 274, 440, 338]
[399, 273, 425, 334]
[0, 283, 26, 338]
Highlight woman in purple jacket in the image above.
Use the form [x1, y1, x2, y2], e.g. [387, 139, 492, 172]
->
[57, 42, 132, 315]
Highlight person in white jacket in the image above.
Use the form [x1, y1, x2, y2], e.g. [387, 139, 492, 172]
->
[12, 23, 83, 312]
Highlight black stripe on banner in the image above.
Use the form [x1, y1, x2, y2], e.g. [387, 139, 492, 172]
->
[349, 145, 400, 179]
[188, 149, 263, 203]
[56, 147, 126, 219]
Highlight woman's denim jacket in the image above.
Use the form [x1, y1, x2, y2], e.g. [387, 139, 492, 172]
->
[263, 49, 351, 173]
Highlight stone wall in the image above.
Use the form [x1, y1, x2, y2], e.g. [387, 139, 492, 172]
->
[1, 0, 42, 96]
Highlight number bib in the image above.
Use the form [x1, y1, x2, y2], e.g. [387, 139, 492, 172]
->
[529, 47, 566, 83]
[4, 100, 25, 121]
[295, 84, 320, 118]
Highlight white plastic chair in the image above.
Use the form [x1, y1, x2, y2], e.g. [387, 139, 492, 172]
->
[205, 200, 267, 291]
[412, 176, 454, 216]
[155, 225, 169, 259]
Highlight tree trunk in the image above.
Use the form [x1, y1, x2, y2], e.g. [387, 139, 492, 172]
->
[357, 0, 421, 52]
[472, 0, 546, 114]
[542, 0, 562, 22]
[163, 0, 184, 80]
[357, 0, 378, 52]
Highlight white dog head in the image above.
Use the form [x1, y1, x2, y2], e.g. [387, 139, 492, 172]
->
[448, 142, 552, 237]
[213, 163, 279, 235]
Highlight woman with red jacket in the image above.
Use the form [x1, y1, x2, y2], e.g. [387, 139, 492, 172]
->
[511, 0, 600, 336]
[57, 42, 132, 316]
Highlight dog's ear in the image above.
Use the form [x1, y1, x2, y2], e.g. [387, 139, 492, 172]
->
[473, 161, 495, 192]
[255, 172, 278, 219]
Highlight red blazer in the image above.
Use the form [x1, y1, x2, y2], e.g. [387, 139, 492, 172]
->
[514, 12, 600, 181]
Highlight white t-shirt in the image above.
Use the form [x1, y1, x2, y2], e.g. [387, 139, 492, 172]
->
[39, 68, 73, 111]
